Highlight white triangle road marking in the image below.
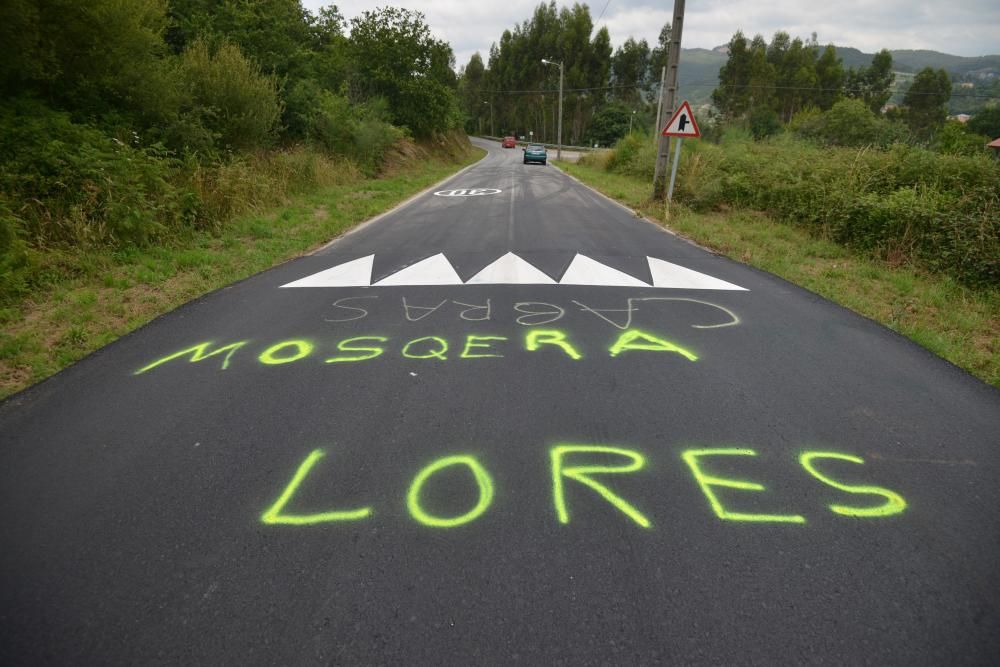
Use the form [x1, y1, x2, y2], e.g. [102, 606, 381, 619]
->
[280, 254, 749, 290]
[559, 253, 649, 287]
[373, 253, 463, 286]
[647, 257, 747, 290]
[280, 254, 373, 288]
[467, 252, 557, 284]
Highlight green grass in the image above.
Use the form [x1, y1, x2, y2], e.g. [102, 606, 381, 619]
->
[557, 159, 1000, 388]
[0, 144, 484, 398]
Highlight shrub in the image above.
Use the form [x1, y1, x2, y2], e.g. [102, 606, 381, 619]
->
[792, 99, 909, 148]
[605, 132, 657, 180]
[305, 91, 402, 176]
[594, 124, 999, 286]
[174, 39, 282, 151]
[0, 99, 186, 247]
[748, 108, 782, 140]
[935, 121, 991, 156]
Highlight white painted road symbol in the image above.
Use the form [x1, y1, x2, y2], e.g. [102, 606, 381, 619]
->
[281, 253, 748, 290]
[434, 188, 502, 197]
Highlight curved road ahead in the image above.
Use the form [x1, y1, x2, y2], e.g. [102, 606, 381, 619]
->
[2, 138, 998, 664]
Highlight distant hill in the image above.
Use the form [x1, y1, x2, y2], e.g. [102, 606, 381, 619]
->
[835, 48, 1000, 76]
[677, 45, 1000, 113]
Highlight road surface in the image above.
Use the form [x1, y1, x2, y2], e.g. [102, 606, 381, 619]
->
[2, 138, 998, 664]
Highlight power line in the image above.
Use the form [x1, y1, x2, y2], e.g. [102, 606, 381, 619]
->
[594, 0, 613, 25]
[483, 81, 999, 100]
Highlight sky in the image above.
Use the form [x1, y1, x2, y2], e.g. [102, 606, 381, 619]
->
[303, 1, 1000, 68]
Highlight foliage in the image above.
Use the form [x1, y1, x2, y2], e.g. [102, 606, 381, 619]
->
[348, 7, 460, 137]
[461, 2, 660, 145]
[587, 104, 633, 146]
[0, 0, 467, 297]
[934, 121, 991, 156]
[0, 98, 188, 278]
[748, 108, 782, 139]
[0, 0, 170, 121]
[903, 68, 952, 139]
[459, 53, 488, 134]
[845, 49, 895, 114]
[791, 99, 908, 147]
[612, 38, 651, 106]
[598, 129, 999, 287]
[714, 32, 851, 122]
[604, 132, 658, 180]
[174, 39, 283, 151]
[304, 92, 402, 176]
[967, 106, 1000, 139]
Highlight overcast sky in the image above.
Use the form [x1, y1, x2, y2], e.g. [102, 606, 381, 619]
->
[303, 1, 1000, 68]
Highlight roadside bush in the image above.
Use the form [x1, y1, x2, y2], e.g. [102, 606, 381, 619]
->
[596, 123, 999, 286]
[174, 39, 283, 152]
[934, 121, 991, 156]
[792, 99, 909, 147]
[605, 132, 657, 180]
[748, 108, 782, 140]
[0, 99, 188, 247]
[305, 91, 403, 177]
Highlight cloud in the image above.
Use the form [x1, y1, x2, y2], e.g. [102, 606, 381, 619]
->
[302, 0, 1000, 68]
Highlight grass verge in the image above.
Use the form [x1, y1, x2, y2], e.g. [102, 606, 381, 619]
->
[0, 143, 485, 399]
[556, 159, 999, 388]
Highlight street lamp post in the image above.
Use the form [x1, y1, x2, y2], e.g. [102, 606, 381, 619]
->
[541, 58, 563, 160]
[629, 109, 636, 134]
[482, 101, 494, 137]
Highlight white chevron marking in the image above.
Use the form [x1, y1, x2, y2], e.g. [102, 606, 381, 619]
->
[647, 257, 747, 290]
[280, 255, 373, 287]
[467, 252, 556, 284]
[373, 253, 463, 286]
[559, 254, 649, 287]
[280, 254, 749, 290]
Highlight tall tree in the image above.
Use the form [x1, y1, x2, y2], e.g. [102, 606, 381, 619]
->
[814, 45, 845, 110]
[480, 2, 608, 143]
[647, 22, 672, 85]
[349, 7, 459, 137]
[166, 0, 314, 78]
[904, 67, 951, 138]
[611, 38, 650, 105]
[712, 31, 751, 118]
[846, 49, 894, 114]
[774, 36, 818, 121]
[746, 35, 777, 113]
[459, 52, 487, 133]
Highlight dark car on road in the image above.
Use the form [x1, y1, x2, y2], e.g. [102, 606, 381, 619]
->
[502, 136, 517, 148]
[523, 144, 547, 165]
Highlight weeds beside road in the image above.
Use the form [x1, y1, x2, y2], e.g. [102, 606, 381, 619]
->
[0, 140, 484, 399]
[557, 158, 999, 388]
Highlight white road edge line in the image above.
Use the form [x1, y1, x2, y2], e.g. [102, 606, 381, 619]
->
[311, 140, 493, 255]
[550, 162, 719, 255]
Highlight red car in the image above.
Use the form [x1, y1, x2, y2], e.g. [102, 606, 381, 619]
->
[502, 136, 517, 148]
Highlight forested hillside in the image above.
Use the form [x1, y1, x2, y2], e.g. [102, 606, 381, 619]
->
[1, 0, 464, 303]
[458, 2, 999, 146]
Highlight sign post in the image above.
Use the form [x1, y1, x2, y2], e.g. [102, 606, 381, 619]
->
[660, 100, 700, 203]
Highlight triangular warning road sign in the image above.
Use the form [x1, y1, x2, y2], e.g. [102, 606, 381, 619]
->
[661, 100, 700, 138]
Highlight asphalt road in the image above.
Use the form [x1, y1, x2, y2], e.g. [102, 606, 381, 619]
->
[2, 138, 998, 665]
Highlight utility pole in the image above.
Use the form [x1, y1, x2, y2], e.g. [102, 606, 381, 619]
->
[541, 59, 563, 160]
[653, 0, 685, 200]
[655, 65, 666, 138]
[483, 100, 494, 137]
